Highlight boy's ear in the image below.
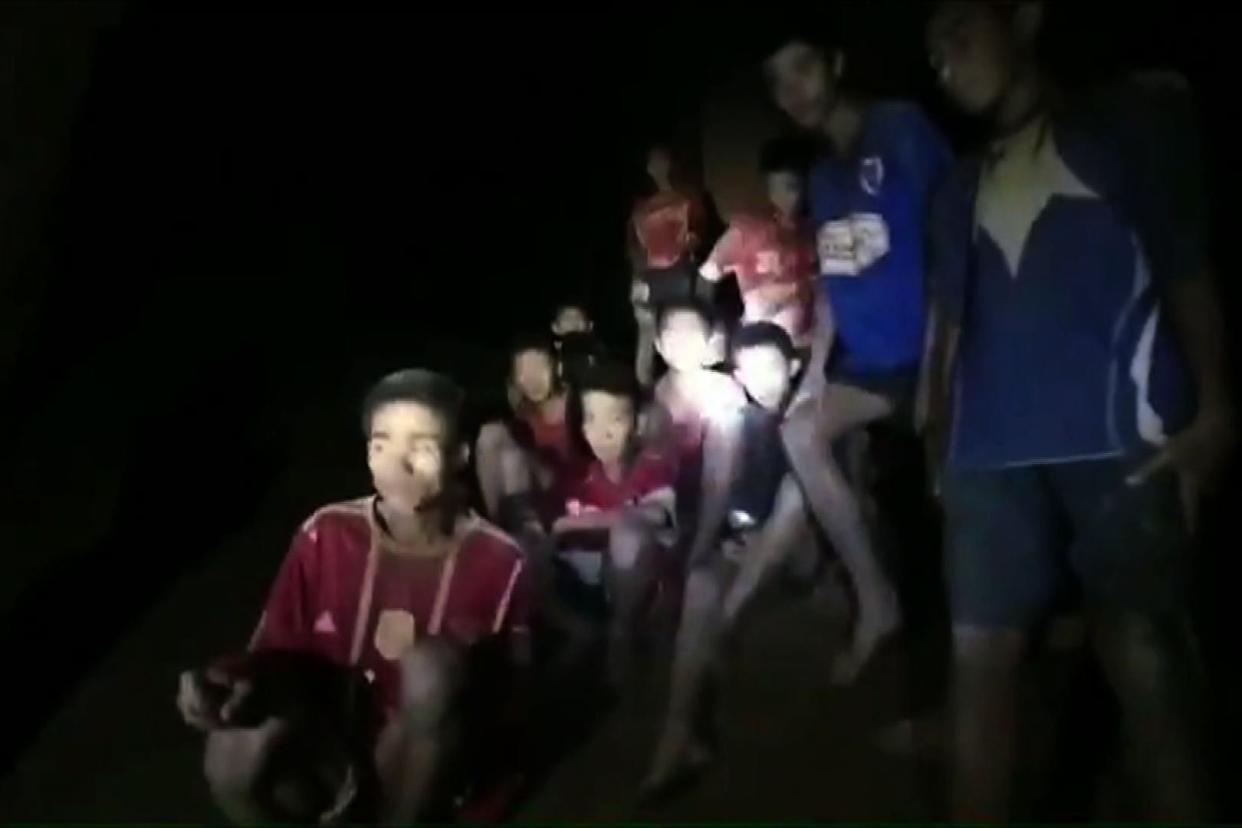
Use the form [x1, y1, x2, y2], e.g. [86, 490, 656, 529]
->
[456, 442, 471, 470]
[1013, 2, 1044, 48]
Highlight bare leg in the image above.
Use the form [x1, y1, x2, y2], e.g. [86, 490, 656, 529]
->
[634, 309, 657, 388]
[642, 561, 728, 797]
[782, 383, 900, 683]
[375, 642, 463, 825]
[1092, 611, 1210, 820]
[476, 422, 527, 520]
[604, 509, 660, 687]
[204, 720, 294, 824]
[949, 624, 1027, 822]
[721, 474, 814, 632]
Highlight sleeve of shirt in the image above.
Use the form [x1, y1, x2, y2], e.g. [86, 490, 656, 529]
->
[248, 525, 318, 653]
[1115, 75, 1208, 286]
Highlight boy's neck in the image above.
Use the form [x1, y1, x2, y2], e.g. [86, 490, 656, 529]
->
[534, 391, 563, 419]
[653, 175, 674, 194]
[823, 97, 865, 157]
[992, 64, 1047, 137]
[600, 458, 626, 483]
[377, 499, 449, 552]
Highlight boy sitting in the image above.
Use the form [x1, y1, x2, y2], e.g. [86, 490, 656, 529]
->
[649, 300, 748, 572]
[551, 361, 678, 686]
[643, 322, 821, 798]
[176, 369, 531, 824]
[475, 333, 579, 533]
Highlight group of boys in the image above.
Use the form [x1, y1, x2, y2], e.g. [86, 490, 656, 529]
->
[176, 2, 1234, 823]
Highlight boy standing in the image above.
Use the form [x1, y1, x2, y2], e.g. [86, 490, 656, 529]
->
[763, 28, 953, 682]
[926, 2, 1233, 819]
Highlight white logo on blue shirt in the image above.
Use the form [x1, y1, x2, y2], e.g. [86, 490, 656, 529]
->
[859, 156, 885, 196]
[817, 213, 891, 276]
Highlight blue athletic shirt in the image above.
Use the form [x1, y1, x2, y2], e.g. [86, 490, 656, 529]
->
[931, 75, 1203, 469]
[808, 101, 952, 374]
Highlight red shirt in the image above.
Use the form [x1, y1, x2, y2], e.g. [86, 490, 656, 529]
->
[705, 211, 816, 346]
[249, 497, 528, 718]
[517, 398, 577, 472]
[632, 190, 708, 269]
[565, 450, 677, 514]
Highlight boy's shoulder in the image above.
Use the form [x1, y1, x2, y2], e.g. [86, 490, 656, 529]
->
[460, 515, 523, 565]
[297, 496, 373, 541]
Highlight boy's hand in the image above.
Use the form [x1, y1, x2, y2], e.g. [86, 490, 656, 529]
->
[1126, 404, 1237, 532]
[177, 668, 253, 731]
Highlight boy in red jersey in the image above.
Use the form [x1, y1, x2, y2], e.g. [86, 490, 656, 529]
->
[699, 137, 819, 352]
[176, 369, 531, 824]
[630, 144, 712, 386]
[552, 361, 678, 686]
[475, 333, 578, 533]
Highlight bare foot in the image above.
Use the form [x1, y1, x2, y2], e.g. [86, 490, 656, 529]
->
[639, 722, 715, 804]
[830, 589, 901, 685]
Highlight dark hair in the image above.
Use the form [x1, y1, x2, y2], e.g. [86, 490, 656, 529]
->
[566, 361, 645, 460]
[731, 321, 797, 363]
[360, 368, 465, 442]
[656, 298, 715, 334]
[508, 331, 558, 385]
[758, 135, 816, 176]
[553, 300, 591, 322]
[757, 14, 843, 67]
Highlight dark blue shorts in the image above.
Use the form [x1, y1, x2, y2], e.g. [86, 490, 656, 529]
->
[942, 457, 1190, 628]
[824, 353, 918, 405]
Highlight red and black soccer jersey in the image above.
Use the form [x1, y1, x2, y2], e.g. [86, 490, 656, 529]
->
[249, 497, 529, 718]
[632, 190, 708, 269]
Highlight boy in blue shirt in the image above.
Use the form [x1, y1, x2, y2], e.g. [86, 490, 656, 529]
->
[763, 26, 953, 682]
[925, 1, 1233, 819]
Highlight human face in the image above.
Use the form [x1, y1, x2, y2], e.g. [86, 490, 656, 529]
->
[553, 306, 591, 336]
[581, 390, 636, 467]
[656, 309, 713, 373]
[764, 40, 839, 131]
[927, 1, 1019, 115]
[766, 170, 803, 218]
[512, 349, 556, 405]
[367, 401, 450, 513]
[734, 344, 795, 411]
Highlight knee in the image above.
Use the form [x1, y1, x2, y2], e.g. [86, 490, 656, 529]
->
[204, 729, 264, 802]
[476, 422, 512, 459]
[396, 643, 461, 729]
[952, 626, 1026, 685]
[1096, 613, 1193, 705]
[609, 509, 655, 572]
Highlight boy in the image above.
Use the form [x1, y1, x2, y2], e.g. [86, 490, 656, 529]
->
[475, 333, 577, 532]
[699, 137, 818, 352]
[925, 2, 1233, 819]
[763, 27, 952, 682]
[176, 369, 531, 824]
[630, 144, 711, 387]
[551, 361, 678, 685]
[550, 301, 607, 388]
[649, 300, 748, 575]
[643, 322, 820, 798]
